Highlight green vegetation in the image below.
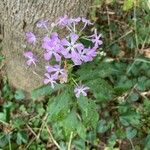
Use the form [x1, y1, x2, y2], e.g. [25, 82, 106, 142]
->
[0, 0, 150, 149]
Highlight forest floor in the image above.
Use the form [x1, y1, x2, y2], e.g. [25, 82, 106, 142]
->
[0, 1, 150, 150]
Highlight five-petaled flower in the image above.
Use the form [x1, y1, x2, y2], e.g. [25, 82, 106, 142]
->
[36, 19, 49, 29]
[57, 15, 69, 27]
[23, 51, 37, 66]
[42, 33, 62, 62]
[90, 29, 103, 48]
[61, 33, 84, 63]
[44, 73, 57, 89]
[74, 84, 90, 98]
[45, 65, 67, 80]
[72, 47, 97, 65]
[26, 32, 36, 45]
[81, 18, 93, 30]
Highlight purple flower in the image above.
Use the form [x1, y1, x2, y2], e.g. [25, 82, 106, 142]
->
[90, 29, 103, 48]
[61, 33, 84, 58]
[44, 73, 57, 89]
[45, 65, 67, 80]
[42, 33, 62, 62]
[71, 50, 82, 65]
[74, 85, 90, 98]
[26, 32, 36, 45]
[82, 18, 93, 26]
[57, 16, 81, 27]
[23, 51, 37, 66]
[44, 50, 61, 62]
[69, 17, 81, 25]
[57, 15, 69, 27]
[71, 47, 97, 65]
[84, 47, 97, 62]
[36, 19, 49, 28]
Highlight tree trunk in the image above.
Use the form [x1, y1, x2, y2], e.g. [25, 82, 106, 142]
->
[0, 0, 91, 97]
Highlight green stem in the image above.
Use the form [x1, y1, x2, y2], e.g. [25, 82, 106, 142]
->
[8, 134, 12, 150]
[68, 132, 73, 150]
[129, 139, 135, 150]
[71, 78, 78, 86]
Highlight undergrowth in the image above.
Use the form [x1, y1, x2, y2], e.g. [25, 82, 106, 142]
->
[0, 0, 150, 150]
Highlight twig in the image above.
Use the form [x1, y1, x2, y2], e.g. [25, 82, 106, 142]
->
[133, 1, 139, 57]
[107, 30, 133, 47]
[135, 89, 150, 100]
[25, 137, 36, 149]
[26, 124, 37, 138]
[129, 139, 135, 150]
[127, 58, 150, 74]
[37, 113, 48, 139]
[46, 124, 61, 150]
[0, 119, 9, 125]
[106, 5, 113, 41]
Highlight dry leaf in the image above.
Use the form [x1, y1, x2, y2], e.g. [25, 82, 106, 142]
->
[143, 48, 150, 58]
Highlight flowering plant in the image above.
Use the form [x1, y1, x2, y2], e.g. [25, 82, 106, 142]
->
[24, 15, 103, 98]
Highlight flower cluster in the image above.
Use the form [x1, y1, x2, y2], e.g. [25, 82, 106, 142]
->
[24, 15, 103, 98]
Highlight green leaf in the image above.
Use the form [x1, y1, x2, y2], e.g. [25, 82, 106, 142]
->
[62, 110, 78, 132]
[0, 56, 4, 62]
[144, 99, 150, 112]
[137, 76, 149, 91]
[31, 84, 65, 99]
[123, 0, 134, 11]
[126, 127, 137, 139]
[77, 122, 86, 139]
[97, 119, 109, 133]
[14, 90, 25, 100]
[128, 92, 139, 102]
[0, 113, 6, 122]
[16, 131, 28, 145]
[144, 134, 150, 149]
[120, 111, 140, 126]
[77, 61, 117, 81]
[47, 91, 71, 121]
[107, 133, 118, 147]
[73, 139, 85, 150]
[87, 78, 114, 101]
[12, 118, 26, 129]
[114, 76, 133, 94]
[86, 131, 96, 143]
[78, 96, 99, 129]
[0, 134, 9, 148]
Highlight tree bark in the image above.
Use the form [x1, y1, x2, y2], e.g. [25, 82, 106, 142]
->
[0, 0, 92, 96]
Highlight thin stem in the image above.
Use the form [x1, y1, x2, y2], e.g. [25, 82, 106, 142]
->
[66, 25, 73, 32]
[107, 30, 133, 48]
[0, 120, 9, 125]
[26, 124, 37, 138]
[67, 132, 73, 150]
[79, 23, 87, 34]
[46, 124, 61, 150]
[71, 78, 78, 86]
[73, 23, 76, 33]
[81, 36, 92, 41]
[127, 58, 150, 74]
[25, 137, 36, 149]
[106, 5, 113, 41]
[133, 1, 139, 57]
[8, 134, 12, 150]
[37, 113, 48, 139]
[129, 139, 135, 150]
[126, 60, 136, 74]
